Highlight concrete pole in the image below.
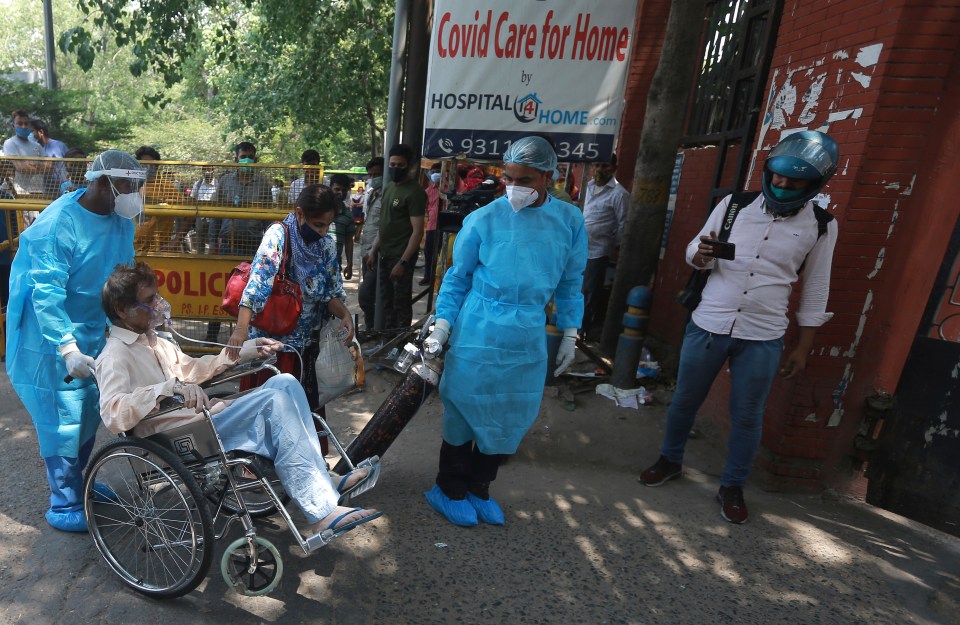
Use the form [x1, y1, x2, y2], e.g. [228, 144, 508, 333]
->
[376, 0, 410, 331]
[42, 0, 58, 90]
[401, 0, 431, 162]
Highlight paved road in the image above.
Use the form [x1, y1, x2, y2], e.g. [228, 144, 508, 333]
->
[2, 359, 960, 625]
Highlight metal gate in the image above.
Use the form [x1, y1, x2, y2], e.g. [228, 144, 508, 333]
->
[683, 0, 783, 207]
[866, 214, 960, 536]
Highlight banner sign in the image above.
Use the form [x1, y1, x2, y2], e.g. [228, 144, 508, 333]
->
[140, 255, 240, 319]
[423, 0, 638, 162]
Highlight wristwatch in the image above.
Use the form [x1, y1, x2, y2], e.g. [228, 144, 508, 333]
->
[399, 258, 410, 267]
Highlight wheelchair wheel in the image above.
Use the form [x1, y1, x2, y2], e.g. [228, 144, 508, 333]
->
[84, 438, 214, 599]
[211, 456, 290, 519]
[220, 536, 283, 596]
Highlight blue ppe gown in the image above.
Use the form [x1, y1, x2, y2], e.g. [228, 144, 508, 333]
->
[6, 189, 134, 515]
[436, 195, 587, 455]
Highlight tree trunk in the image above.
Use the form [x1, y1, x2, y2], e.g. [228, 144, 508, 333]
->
[599, 0, 706, 354]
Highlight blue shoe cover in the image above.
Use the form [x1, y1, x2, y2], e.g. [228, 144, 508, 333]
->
[424, 486, 478, 527]
[466, 492, 505, 525]
[92, 482, 119, 503]
[45, 509, 87, 532]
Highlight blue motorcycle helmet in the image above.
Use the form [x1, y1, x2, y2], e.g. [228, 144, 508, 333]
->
[761, 131, 839, 214]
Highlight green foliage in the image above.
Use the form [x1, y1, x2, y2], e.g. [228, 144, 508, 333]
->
[56, 0, 392, 162]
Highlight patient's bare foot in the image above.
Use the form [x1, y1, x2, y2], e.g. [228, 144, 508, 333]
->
[305, 506, 379, 537]
[331, 467, 370, 494]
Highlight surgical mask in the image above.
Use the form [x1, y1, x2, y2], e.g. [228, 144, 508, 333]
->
[135, 295, 171, 328]
[299, 221, 324, 244]
[110, 179, 143, 219]
[14, 127, 31, 139]
[505, 185, 538, 212]
[429, 173, 441, 184]
[367, 176, 383, 190]
[238, 157, 255, 173]
[388, 166, 407, 183]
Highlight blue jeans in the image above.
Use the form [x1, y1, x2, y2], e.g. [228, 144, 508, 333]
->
[661, 321, 783, 487]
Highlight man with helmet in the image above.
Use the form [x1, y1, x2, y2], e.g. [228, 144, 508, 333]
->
[6, 150, 146, 532]
[639, 131, 840, 525]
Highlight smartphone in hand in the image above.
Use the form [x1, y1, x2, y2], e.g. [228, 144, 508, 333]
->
[703, 239, 736, 260]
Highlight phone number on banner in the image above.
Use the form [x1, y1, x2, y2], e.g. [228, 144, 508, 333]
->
[423, 129, 614, 162]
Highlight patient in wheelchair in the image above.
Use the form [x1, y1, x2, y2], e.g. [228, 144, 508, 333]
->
[94, 262, 381, 539]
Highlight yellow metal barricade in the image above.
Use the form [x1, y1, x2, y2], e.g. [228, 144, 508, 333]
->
[0, 157, 329, 356]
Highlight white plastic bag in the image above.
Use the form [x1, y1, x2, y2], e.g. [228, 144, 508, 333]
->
[314, 319, 358, 405]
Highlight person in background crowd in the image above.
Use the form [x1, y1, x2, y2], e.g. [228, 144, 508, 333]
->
[59, 148, 88, 196]
[133, 146, 185, 253]
[189, 166, 218, 253]
[30, 119, 69, 195]
[3, 110, 45, 226]
[5, 149, 145, 532]
[421, 136, 587, 527]
[421, 162, 441, 286]
[271, 178, 287, 204]
[329, 173, 356, 279]
[289, 149, 322, 206]
[212, 141, 272, 257]
[365, 144, 425, 330]
[357, 157, 384, 334]
[580, 153, 629, 340]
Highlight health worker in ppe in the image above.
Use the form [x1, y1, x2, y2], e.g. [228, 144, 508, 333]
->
[5, 149, 146, 532]
[422, 136, 587, 526]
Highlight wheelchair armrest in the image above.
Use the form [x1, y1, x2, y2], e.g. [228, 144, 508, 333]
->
[201, 355, 280, 389]
[142, 355, 279, 420]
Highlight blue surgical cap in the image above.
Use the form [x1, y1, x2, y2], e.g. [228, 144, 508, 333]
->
[503, 137, 557, 174]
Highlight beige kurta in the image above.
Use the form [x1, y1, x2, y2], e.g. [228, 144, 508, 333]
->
[95, 326, 262, 436]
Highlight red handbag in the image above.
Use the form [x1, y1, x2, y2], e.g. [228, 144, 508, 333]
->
[221, 222, 303, 336]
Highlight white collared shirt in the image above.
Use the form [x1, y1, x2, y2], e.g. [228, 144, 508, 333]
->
[689, 194, 838, 340]
[582, 176, 629, 259]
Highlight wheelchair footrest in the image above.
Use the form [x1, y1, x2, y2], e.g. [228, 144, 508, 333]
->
[339, 456, 381, 504]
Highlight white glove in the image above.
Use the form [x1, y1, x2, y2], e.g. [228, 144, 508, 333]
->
[423, 318, 451, 358]
[554, 328, 578, 376]
[60, 343, 95, 380]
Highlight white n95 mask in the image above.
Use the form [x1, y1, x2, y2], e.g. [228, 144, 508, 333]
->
[505, 185, 538, 212]
[109, 179, 144, 219]
[114, 192, 143, 219]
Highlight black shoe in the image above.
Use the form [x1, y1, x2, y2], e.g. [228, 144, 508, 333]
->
[717, 485, 748, 524]
[418, 278, 432, 286]
[638, 455, 682, 486]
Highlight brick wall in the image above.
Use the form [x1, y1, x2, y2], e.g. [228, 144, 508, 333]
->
[623, 0, 960, 492]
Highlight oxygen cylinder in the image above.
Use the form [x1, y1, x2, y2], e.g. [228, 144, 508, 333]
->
[333, 353, 443, 475]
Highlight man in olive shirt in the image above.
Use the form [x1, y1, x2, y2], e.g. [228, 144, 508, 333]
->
[366, 143, 425, 329]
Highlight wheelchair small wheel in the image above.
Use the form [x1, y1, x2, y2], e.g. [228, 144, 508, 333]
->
[84, 438, 214, 599]
[220, 536, 284, 596]
[213, 456, 290, 519]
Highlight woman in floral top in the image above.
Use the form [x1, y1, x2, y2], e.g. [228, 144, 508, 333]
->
[226, 184, 355, 413]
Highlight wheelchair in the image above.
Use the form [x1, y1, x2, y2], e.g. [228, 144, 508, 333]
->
[81, 356, 381, 598]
